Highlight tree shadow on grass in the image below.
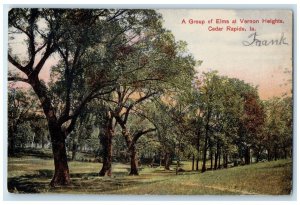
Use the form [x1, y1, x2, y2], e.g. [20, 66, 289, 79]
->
[7, 169, 53, 193]
[67, 175, 171, 194]
[11, 148, 53, 159]
[8, 169, 169, 194]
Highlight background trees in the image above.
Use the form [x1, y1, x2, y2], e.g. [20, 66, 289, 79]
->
[8, 88, 48, 155]
[264, 97, 292, 160]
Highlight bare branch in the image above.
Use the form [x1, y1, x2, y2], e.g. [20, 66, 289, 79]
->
[132, 128, 156, 143]
[8, 54, 31, 76]
[123, 91, 158, 124]
[10, 24, 30, 38]
[35, 42, 48, 54]
[33, 44, 55, 76]
[8, 76, 29, 84]
[107, 10, 127, 22]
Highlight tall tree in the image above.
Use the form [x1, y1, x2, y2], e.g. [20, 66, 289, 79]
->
[8, 8, 167, 186]
[97, 26, 195, 175]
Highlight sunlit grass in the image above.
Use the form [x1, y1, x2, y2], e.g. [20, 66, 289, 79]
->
[8, 154, 292, 195]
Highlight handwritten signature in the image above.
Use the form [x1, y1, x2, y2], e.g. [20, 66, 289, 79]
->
[242, 32, 288, 46]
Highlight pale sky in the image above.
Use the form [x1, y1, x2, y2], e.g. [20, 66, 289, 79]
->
[158, 9, 293, 99]
[9, 9, 293, 100]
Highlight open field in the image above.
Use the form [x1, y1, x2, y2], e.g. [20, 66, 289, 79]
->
[7, 152, 292, 195]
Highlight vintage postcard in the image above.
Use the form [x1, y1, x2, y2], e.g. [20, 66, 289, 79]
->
[7, 8, 293, 196]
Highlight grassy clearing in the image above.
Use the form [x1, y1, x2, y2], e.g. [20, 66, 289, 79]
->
[104, 160, 292, 195]
[8, 155, 292, 195]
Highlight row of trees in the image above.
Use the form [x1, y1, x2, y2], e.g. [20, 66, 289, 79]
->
[158, 72, 292, 173]
[8, 8, 292, 187]
[8, 8, 195, 186]
[8, 71, 292, 176]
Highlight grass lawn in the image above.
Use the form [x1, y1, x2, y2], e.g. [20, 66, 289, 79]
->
[7, 154, 292, 195]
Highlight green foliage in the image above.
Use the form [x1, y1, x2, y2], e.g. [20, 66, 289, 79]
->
[8, 88, 49, 153]
[263, 96, 292, 159]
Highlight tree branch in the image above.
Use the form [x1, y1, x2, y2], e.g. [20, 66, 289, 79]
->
[123, 91, 158, 124]
[132, 128, 156, 143]
[8, 54, 31, 76]
[107, 10, 127, 22]
[33, 44, 55, 76]
[35, 42, 48, 54]
[8, 76, 29, 84]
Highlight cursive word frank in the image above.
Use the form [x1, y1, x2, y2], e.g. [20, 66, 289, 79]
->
[242, 32, 288, 46]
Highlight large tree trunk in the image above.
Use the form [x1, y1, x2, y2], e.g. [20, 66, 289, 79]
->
[49, 125, 70, 187]
[99, 135, 112, 176]
[99, 123, 113, 176]
[129, 144, 139, 175]
[118, 125, 155, 175]
[31, 80, 71, 187]
[121, 129, 139, 175]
